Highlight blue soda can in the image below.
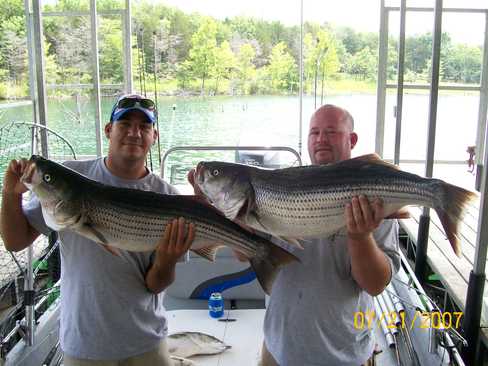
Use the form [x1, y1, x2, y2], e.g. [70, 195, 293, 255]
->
[208, 292, 224, 318]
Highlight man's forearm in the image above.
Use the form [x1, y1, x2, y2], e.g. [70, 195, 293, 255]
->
[347, 234, 391, 296]
[1, 191, 38, 251]
[145, 262, 177, 294]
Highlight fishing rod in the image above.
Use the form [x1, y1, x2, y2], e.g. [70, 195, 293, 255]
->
[136, 26, 154, 171]
[152, 31, 162, 168]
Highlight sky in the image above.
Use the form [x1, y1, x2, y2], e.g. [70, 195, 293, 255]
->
[161, 0, 486, 45]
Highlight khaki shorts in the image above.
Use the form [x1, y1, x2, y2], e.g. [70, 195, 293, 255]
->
[259, 342, 376, 366]
[63, 340, 173, 366]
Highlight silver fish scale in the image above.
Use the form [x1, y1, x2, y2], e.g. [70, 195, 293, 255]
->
[251, 179, 435, 237]
[85, 201, 259, 255]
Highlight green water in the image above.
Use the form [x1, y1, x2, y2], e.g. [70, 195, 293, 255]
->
[0, 93, 481, 185]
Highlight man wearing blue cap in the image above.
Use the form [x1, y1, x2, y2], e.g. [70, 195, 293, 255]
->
[1, 94, 194, 365]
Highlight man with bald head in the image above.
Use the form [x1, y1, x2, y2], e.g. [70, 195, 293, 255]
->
[261, 104, 400, 366]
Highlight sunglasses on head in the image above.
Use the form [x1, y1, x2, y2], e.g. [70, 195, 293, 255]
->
[116, 97, 156, 111]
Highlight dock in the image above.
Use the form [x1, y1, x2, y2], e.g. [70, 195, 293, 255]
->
[399, 200, 488, 345]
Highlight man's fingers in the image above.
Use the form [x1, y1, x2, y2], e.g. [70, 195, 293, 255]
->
[161, 221, 172, 246]
[169, 219, 178, 249]
[345, 203, 355, 230]
[358, 195, 372, 224]
[176, 217, 185, 245]
[351, 196, 364, 225]
[184, 223, 195, 250]
[187, 169, 196, 187]
[372, 198, 384, 222]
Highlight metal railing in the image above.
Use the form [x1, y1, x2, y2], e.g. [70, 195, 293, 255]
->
[160, 145, 303, 179]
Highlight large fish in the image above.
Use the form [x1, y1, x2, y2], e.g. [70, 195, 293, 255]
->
[20, 155, 298, 294]
[195, 154, 477, 257]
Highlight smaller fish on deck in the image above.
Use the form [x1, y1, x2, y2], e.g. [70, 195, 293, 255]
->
[168, 331, 231, 358]
[20, 155, 299, 294]
[195, 154, 477, 257]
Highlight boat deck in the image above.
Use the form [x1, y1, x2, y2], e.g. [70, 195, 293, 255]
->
[166, 308, 401, 365]
[399, 200, 488, 344]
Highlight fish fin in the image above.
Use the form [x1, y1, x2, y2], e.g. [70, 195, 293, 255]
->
[246, 213, 304, 249]
[191, 245, 226, 262]
[170, 355, 196, 366]
[350, 153, 400, 170]
[78, 222, 109, 244]
[250, 241, 299, 295]
[385, 207, 411, 219]
[433, 182, 477, 257]
[78, 223, 121, 256]
[101, 244, 121, 257]
[275, 236, 304, 249]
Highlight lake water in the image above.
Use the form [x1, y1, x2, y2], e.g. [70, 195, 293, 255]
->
[0, 93, 481, 189]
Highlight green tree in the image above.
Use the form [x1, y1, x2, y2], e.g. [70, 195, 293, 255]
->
[228, 16, 257, 40]
[99, 17, 123, 84]
[442, 44, 481, 83]
[234, 43, 256, 94]
[304, 30, 340, 94]
[0, 16, 27, 83]
[186, 17, 218, 94]
[212, 40, 236, 94]
[266, 42, 297, 93]
[346, 46, 377, 80]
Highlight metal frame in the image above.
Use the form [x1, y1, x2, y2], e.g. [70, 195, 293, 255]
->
[32, 7, 133, 157]
[89, 0, 103, 157]
[18, 0, 131, 351]
[375, 5, 488, 168]
[160, 146, 303, 179]
[377, 2, 488, 363]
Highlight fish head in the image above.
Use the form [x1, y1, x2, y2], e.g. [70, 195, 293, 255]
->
[195, 161, 254, 220]
[21, 155, 83, 230]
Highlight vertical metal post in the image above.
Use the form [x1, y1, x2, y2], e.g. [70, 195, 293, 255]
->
[90, 0, 103, 157]
[394, 0, 407, 165]
[375, 0, 388, 157]
[415, 0, 443, 284]
[24, 0, 39, 127]
[475, 12, 488, 191]
[464, 22, 488, 357]
[23, 0, 50, 347]
[298, 0, 303, 157]
[32, 0, 48, 158]
[124, 0, 133, 93]
[24, 237, 35, 347]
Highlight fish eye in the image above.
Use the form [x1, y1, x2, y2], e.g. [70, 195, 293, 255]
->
[43, 173, 52, 183]
[212, 169, 219, 176]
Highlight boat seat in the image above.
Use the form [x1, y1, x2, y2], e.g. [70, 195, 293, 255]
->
[164, 247, 265, 310]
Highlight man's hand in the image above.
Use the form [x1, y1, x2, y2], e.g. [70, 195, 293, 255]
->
[345, 195, 384, 242]
[345, 195, 391, 295]
[3, 159, 30, 195]
[187, 168, 204, 196]
[146, 217, 196, 293]
[153, 217, 195, 270]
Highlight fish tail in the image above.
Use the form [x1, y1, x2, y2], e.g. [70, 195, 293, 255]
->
[250, 243, 299, 295]
[432, 181, 477, 257]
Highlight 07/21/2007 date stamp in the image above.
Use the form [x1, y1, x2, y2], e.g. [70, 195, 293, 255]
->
[353, 310, 463, 330]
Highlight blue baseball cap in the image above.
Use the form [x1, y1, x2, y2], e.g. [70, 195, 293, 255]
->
[109, 94, 157, 124]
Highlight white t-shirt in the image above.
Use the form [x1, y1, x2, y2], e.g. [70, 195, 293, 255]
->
[23, 158, 179, 360]
[263, 220, 400, 366]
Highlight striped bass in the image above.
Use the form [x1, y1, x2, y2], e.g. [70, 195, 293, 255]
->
[195, 154, 477, 257]
[20, 155, 298, 294]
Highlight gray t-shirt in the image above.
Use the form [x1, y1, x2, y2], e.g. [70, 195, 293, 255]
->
[263, 220, 400, 366]
[23, 158, 179, 360]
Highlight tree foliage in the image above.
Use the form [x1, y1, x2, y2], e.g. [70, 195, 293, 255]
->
[0, 0, 484, 98]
